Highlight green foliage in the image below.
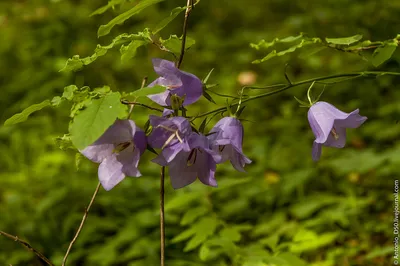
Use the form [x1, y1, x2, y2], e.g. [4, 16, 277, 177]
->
[160, 35, 196, 55]
[97, 0, 165, 37]
[61, 32, 151, 72]
[70, 92, 126, 149]
[4, 100, 50, 126]
[371, 42, 398, 67]
[0, 0, 398, 265]
[325, 34, 363, 45]
[152, 6, 186, 34]
[126, 85, 166, 98]
[252, 33, 399, 66]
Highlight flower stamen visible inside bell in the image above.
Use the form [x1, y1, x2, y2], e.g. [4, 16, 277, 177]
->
[331, 127, 339, 140]
[219, 145, 226, 152]
[157, 125, 183, 149]
[113, 141, 132, 153]
[187, 149, 198, 166]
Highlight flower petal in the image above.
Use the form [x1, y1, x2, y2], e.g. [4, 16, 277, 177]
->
[312, 142, 322, 161]
[209, 117, 244, 151]
[168, 152, 197, 189]
[308, 103, 335, 144]
[80, 119, 136, 163]
[178, 70, 203, 106]
[133, 128, 147, 155]
[148, 91, 170, 106]
[334, 109, 367, 128]
[197, 152, 217, 187]
[117, 145, 142, 177]
[98, 155, 126, 191]
[324, 126, 346, 148]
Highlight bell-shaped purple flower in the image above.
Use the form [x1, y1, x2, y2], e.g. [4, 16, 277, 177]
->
[153, 133, 221, 189]
[147, 58, 203, 107]
[148, 115, 192, 163]
[80, 119, 146, 191]
[308, 101, 367, 161]
[208, 117, 251, 172]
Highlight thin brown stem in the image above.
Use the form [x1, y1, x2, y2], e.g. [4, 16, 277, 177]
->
[141, 76, 148, 89]
[160, 166, 166, 266]
[177, 0, 193, 68]
[62, 182, 101, 266]
[121, 100, 164, 113]
[0, 231, 54, 266]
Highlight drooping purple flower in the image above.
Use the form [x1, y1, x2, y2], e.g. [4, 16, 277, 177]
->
[80, 119, 146, 191]
[153, 133, 221, 189]
[147, 58, 203, 107]
[208, 117, 252, 172]
[308, 101, 367, 161]
[148, 115, 192, 163]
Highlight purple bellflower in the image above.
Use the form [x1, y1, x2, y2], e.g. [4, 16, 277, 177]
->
[152, 133, 221, 189]
[308, 101, 367, 161]
[147, 58, 203, 107]
[148, 115, 192, 163]
[208, 117, 252, 172]
[80, 119, 147, 191]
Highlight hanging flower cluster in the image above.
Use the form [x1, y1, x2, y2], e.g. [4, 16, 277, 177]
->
[80, 58, 367, 191]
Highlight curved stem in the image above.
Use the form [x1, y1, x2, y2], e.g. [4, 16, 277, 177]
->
[0, 230, 54, 266]
[62, 182, 101, 266]
[160, 166, 166, 266]
[194, 71, 400, 119]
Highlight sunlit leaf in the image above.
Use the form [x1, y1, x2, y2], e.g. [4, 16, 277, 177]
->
[60, 33, 141, 72]
[160, 35, 196, 54]
[90, 0, 127, 16]
[4, 100, 51, 126]
[70, 92, 126, 150]
[371, 43, 397, 67]
[325, 34, 363, 45]
[152, 6, 186, 34]
[250, 34, 304, 50]
[120, 40, 148, 62]
[252, 38, 322, 63]
[129, 85, 166, 98]
[97, 0, 164, 37]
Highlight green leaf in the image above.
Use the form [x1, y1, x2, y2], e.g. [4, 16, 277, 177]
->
[120, 40, 148, 62]
[184, 217, 218, 251]
[293, 96, 310, 107]
[198, 117, 208, 133]
[128, 85, 166, 98]
[152, 6, 186, 34]
[75, 152, 84, 170]
[252, 38, 322, 64]
[250, 34, 304, 50]
[62, 85, 78, 100]
[290, 229, 339, 253]
[371, 43, 397, 67]
[51, 96, 63, 107]
[180, 206, 209, 225]
[325, 34, 363, 45]
[54, 134, 74, 151]
[266, 253, 307, 266]
[97, 0, 164, 37]
[4, 100, 51, 126]
[160, 35, 196, 54]
[60, 34, 142, 72]
[203, 90, 216, 104]
[90, 0, 126, 16]
[202, 68, 214, 84]
[70, 92, 125, 150]
[219, 227, 241, 242]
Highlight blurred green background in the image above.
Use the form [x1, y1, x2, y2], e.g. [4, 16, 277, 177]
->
[0, 0, 399, 265]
